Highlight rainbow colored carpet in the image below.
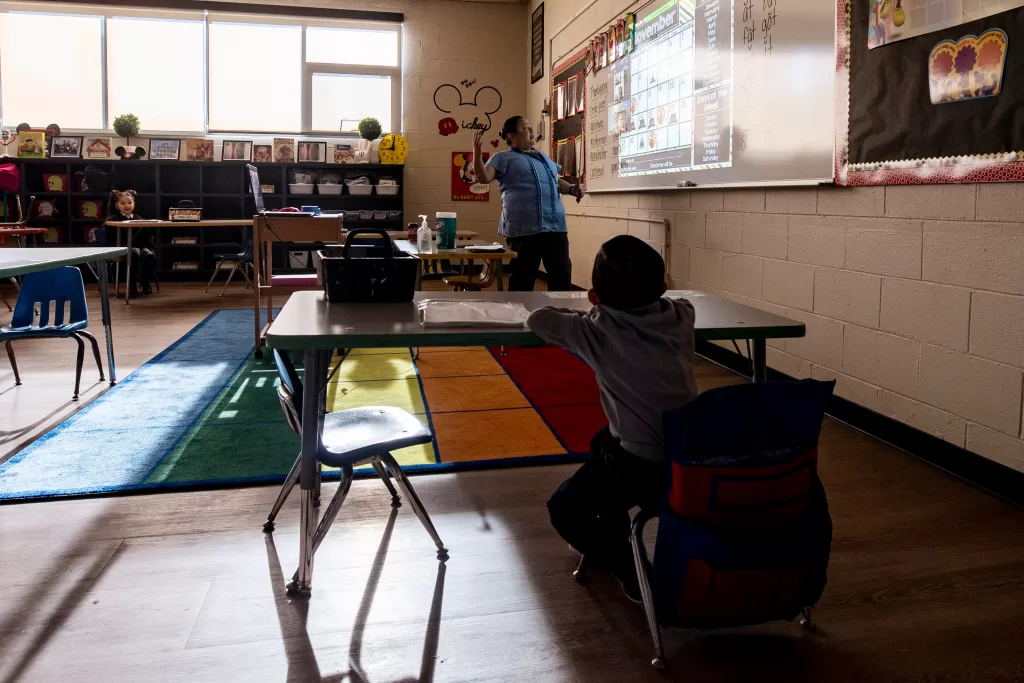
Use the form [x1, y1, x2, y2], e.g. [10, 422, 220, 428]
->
[0, 309, 603, 501]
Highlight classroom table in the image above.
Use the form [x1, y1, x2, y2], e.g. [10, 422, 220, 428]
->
[394, 239, 517, 291]
[264, 289, 806, 596]
[105, 219, 254, 304]
[0, 226, 48, 248]
[0, 247, 127, 384]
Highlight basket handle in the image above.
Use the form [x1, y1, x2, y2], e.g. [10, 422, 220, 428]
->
[342, 228, 393, 259]
[176, 200, 195, 208]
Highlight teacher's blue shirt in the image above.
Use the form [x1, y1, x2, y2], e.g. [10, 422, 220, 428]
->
[487, 147, 567, 239]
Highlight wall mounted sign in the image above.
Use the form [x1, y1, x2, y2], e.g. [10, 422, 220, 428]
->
[869, 0, 1024, 48]
[928, 29, 1007, 103]
[451, 151, 491, 201]
[532, 3, 545, 84]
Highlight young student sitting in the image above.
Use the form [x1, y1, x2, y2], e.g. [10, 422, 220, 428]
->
[105, 189, 156, 296]
[527, 234, 697, 601]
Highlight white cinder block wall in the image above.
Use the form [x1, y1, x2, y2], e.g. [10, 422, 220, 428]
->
[527, 0, 1024, 473]
[243, 0, 528, 242]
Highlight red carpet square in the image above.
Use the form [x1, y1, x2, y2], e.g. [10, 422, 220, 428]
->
[489, 346, 591, 375]
[540, 404, 609, 453]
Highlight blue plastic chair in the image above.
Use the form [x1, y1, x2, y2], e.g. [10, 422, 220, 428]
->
[0, 266, 105, 400]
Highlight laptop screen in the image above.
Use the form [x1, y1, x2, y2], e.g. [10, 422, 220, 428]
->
[247, 164, 265, 214]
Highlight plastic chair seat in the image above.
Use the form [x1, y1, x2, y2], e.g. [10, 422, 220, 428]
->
[1, 320, 88, 337]
[319, 406, 432, 467]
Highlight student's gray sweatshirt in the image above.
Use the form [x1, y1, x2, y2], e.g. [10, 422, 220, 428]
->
[527, 297, 697, 462]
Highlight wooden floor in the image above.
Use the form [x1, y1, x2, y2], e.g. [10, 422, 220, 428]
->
[1, 283, 1023, 683]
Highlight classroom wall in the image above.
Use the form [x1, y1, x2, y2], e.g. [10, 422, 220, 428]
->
[238, 0, 528, 242]
[527, 0, 1024, 473]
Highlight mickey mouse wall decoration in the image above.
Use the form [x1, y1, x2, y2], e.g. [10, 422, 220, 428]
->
[433, 83, 503, 135]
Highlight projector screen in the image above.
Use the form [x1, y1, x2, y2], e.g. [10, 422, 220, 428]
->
[561, 0, 836, 191]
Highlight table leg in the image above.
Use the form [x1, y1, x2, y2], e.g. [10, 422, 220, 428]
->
[114, 226, 121, 298]
[496, 259, 504, 291]
[123, 227, 133, 305]
[253, 239, 262, 359]
[752, 339, 766, 383]
[287, 347, 327, 597]
[96, 259, 117, 385]
[414, 259, 423, 291]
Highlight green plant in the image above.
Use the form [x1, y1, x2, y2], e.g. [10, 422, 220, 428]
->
[357, 117, 382, 141]
[113, 113, 141, 144]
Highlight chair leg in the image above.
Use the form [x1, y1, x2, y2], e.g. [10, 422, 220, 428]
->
[800, 606, 817, 633]
[79, 331, 106, 381]
[5, 341, 21, 385]
[573, 555, 588, 583]
[314, 462, 322, 508]
[219, 263, 239, 296]
[204, 262, 221, 293]
[372, 456, 401, 508]
[72, 333, 86, 400]
[152, 269, 160, 293]
[264, 453, 301, 532]
[630, 512, 665, 669]
[380, 453, 448, 561]
[1, 290, 10, 311]
[311, 464, 354, 554]
[240, 262, 253, 289]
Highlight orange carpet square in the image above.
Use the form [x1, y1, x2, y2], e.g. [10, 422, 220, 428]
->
[420, 375, 531, 413]
[415, 349, 505, 378]
[431, 408, 566, 462]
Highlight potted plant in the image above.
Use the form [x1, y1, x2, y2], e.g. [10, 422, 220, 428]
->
[113, 113, 145, 159]
[356, 117, 382, 163]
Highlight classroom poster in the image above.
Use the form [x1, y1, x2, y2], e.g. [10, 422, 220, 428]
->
[451, 151, 491, 201]
[869, 0, 1024, 48]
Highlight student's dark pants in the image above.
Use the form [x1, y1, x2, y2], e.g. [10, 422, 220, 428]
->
[507, 231, 572, 291]
[547, 427, 664, 577]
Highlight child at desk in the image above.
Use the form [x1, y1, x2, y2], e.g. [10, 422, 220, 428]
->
[105, 189, 156, 296]
[527, 235, 697, 602]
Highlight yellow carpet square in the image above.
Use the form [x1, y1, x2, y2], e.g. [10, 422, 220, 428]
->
[415, 350, 505, 379]
[431, 408, 565, 462]
[420, 375, 531, 413]
[327, 378, 426, 414]
[335, 442, 437, 474]
[345, 348, 410, 356]
[333, 353, 417, 382]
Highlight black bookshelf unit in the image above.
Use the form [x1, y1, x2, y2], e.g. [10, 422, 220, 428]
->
[11, 159, 404, 280]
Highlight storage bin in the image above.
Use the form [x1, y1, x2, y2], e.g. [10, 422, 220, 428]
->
[289, 183, 314, 195]
[347, 184, 373, 195]
[373, 210, 388, 220]
[375, 184, 399, 195]
[318, 229, 418, 302]
[317, 184, 342, 195]
[358, 210, 374, 220]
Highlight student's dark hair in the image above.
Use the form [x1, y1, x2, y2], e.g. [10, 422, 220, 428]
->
[106, 188, 136, 218]
[591, 235, 666, 310]
[500, 116, 524, 144]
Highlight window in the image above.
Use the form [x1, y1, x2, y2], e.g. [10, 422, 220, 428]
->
[0, 11, 103, 129]
[0, 3, 401, 135]
[107, 15, 205, 132]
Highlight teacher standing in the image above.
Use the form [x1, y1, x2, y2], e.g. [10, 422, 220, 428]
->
[473, 116, 583, 291]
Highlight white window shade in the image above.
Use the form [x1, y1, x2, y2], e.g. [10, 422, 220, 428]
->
[208, 21, 301, 132]
[0, 11, 103, 129]
[107, 16, 205, 132]
[306, 26, 398, 67]
[312, 73, 391, 132]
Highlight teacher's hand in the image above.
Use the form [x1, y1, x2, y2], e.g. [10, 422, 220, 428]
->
[571, 184, 584, 203]
[473, 130, 485, 153]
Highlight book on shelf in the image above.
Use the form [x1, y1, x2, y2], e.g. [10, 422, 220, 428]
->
[172, 262, 200, 270]
[171, 236, 198, 245]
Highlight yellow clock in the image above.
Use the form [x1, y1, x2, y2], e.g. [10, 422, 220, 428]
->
[378, 133, 408, 164]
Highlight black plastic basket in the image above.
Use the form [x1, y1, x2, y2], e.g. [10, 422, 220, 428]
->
[318, 228, 418, 302]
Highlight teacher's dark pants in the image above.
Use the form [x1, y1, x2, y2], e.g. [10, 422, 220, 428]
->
[507, 232, 572, 291]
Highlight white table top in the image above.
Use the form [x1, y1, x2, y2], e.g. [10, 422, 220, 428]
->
[265, 290, 806, 350]
[0, 247, 127, 278]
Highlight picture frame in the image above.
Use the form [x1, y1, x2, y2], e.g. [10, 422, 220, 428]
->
[221, 140, 251, 162]
[83, 137, 113, 159]
[49, 136, 82, 159]
[297, 141, 327, 163]
[149, 138, 180, 161]
[16, 131, 46, 159]
[531, 3, 545, 84]
[252, 144, 273, 163]
[274, 138, 295, 163]
[185, 138, 214, 162]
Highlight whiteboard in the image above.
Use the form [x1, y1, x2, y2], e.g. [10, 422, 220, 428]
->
[556, 0, 836, 191]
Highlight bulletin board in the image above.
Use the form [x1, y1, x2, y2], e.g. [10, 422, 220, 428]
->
[551, 49, 587, 186]
[839, 2, 1024, 184]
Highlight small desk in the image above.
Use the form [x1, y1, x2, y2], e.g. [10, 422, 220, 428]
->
[0, 226, 48, 248]
[253, 214, 345, 358]
[105, 219, 254, 304]
[264, 289, 806, 596]
[0, 247, 127, 384]
[395, 240, 517, 291]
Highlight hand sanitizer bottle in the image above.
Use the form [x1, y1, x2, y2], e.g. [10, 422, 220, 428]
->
[417, 214, 432, 253]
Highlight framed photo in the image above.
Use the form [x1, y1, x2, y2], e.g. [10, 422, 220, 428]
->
[221, 140, 251, 162]
[531, 3, 545, 84]
[49, 136, 82, 159]
[185, 138, 214, 162]
[149, 138, 180, 160]
[297, 141, 326, 162]
[17, 131, 46, 158]
[274, 138, 295, 163]
[252, 144, 273, 163]
[83, 137, 113, 159]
